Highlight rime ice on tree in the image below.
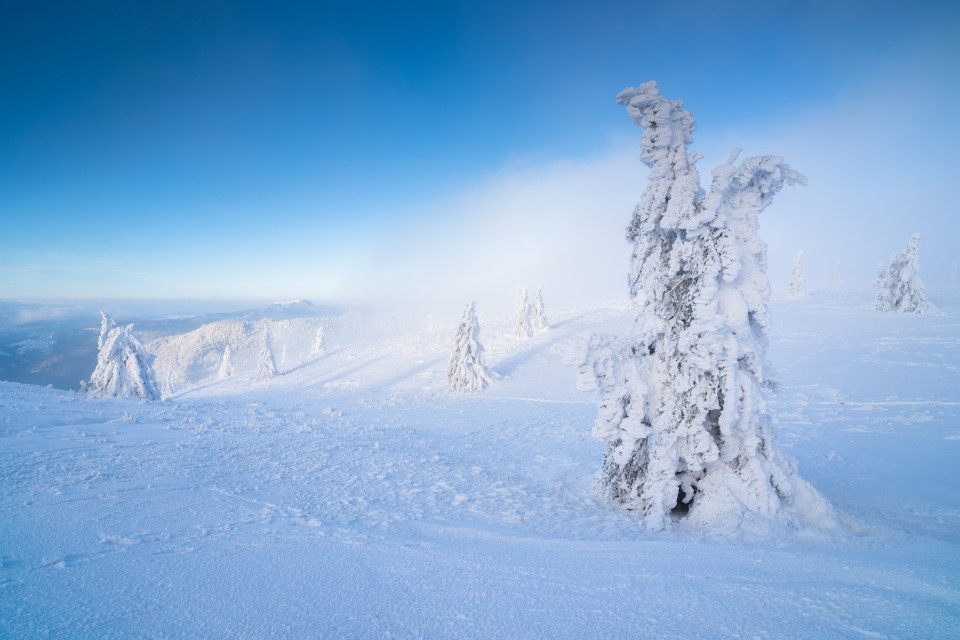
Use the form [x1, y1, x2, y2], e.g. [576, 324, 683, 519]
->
[98, 311, 116, 351]
[311, 325, 325, 356]
[86, 314, 161, 401]
[514, 285, 532, 338]
[256, 328, 278, 383]
[580, 81, 837, 535]
[530, 285, 549, 333]
[788, 250, 808, 298]
[218, 345, 235, 379]
[448, 302, 496, 394]
[876, 234, 930, 314]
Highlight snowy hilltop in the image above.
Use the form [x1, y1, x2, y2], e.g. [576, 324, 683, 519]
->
[579, 81, 838, 537]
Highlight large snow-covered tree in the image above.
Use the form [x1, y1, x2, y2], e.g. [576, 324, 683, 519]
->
[579, 81, 837, 535]
[86, 317, 161, 401]
[448, 302, 496, 394]
[530, 285, 549, 333]
[788, 250, 808, 298]
[256, 328, 278, 383]
[876, 233, 930, 314]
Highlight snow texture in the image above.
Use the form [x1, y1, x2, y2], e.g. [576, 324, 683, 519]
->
[448, 302, 496, 394]
[579, 80, 836, 535]
[876, 233, 930, 314]
[86, 315, 161, 401]
[789, 250, 808, 299]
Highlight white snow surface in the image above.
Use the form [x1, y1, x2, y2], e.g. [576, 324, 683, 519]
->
[2, 292, 960, 638]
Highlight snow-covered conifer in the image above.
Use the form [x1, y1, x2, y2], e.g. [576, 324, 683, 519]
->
[448, 302, 496, 394]
[788, 250, 808, 298]
[218, 345, 235, 380]
[311, 325, 325, 356]
[579, 81, 837, 535]
[98, 311, 116, 351]
[162, 369, 181, 398]
[86, 321, 161, 401]
[875, 233, 930, 314]
[530, 285, 549, 333]
[256, 329, 278, 383]
[514, 285, 531, 338]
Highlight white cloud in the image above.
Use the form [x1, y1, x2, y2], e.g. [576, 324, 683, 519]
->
[362, 143, 644, 317]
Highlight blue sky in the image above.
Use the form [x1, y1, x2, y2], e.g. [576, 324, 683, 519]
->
[2, 0, 958, 311]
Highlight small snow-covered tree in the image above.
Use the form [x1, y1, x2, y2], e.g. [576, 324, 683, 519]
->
[311, 325, 325, 356]
[256, 328, 278, 383]
[448, 302, 496, 394]
[876, 233, 930, 314]
[218, 344, 235, 379]
[579, 81, 837, 535]
[86, 320, 161, 401]
[162, 368, 182, 398]
[788, 250, 808, 298]
[530, 285, 549, 333]
[514, 285, 531, 338]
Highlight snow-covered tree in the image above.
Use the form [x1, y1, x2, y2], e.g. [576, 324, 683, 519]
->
[218, 344, 235, 379]
[256, 328, 278, 383]
[448, 302, 497, 394]
[98, 311, 116, 351]
[311, 325, 325, 356]
[530, 285, 549, 333]
[514, 285, 531, 338]
[876, 233, 930, 314]
[579, 81, 837, 535]
[162, 368, 182, 398]
[86, 320, 161, 401]
[788, 250, 808, 298]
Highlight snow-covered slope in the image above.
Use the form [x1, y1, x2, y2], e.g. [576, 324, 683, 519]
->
[2, 292, 959, 638]
[0, 299, 345, 392]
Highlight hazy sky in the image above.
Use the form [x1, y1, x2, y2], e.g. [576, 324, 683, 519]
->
[2, 0, 958, 313]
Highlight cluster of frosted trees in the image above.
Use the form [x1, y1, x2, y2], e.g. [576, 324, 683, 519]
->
[576, 81, 839, 534]
[447, 286, 550, 394]
[513, 285, 548, 338]
[785, 235, 930, 313]
[85, 314, 329, 401]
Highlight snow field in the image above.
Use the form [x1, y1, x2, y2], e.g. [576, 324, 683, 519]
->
[1, 293, 959, 638]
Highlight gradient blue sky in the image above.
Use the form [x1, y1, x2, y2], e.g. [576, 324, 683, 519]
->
[2, 0, 958, 311]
